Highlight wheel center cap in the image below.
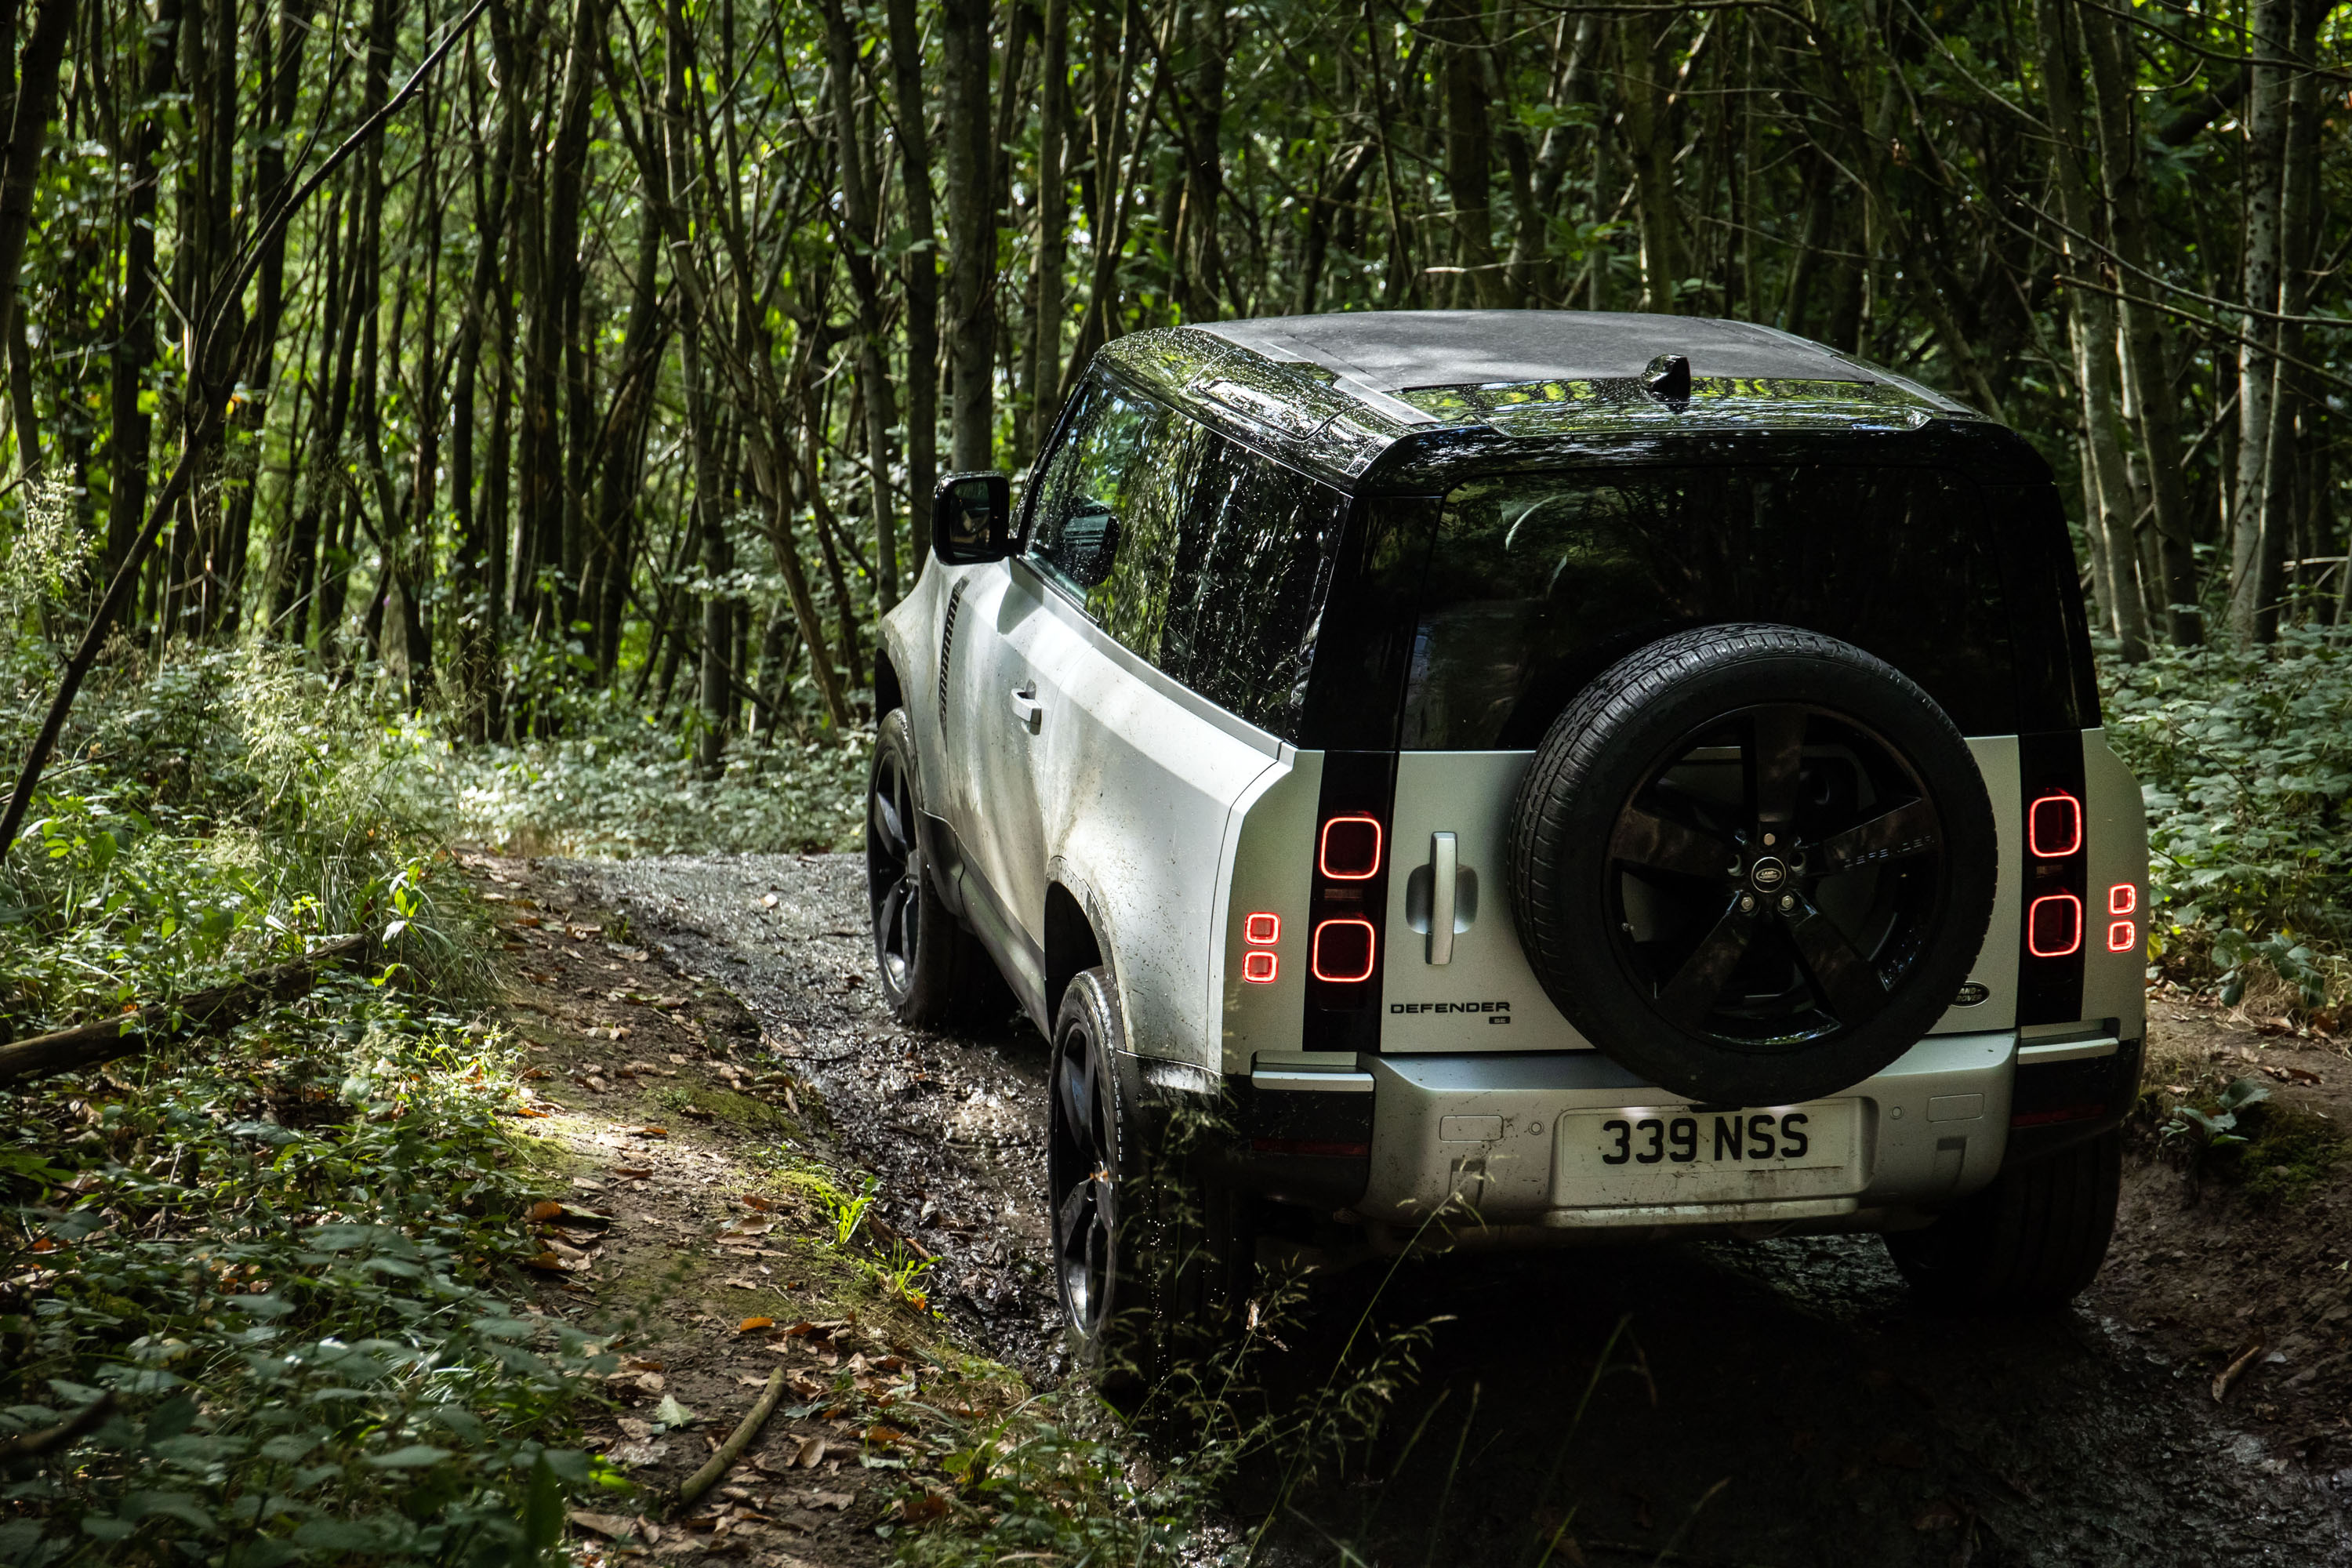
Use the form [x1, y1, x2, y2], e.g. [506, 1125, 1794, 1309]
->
[1748, 856, 1789, 891]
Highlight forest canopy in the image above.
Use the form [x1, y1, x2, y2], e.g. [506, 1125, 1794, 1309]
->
[0, 0, 2346, 764]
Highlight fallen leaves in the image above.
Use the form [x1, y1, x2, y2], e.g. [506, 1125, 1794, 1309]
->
[619, 1125, 670, 1139]
[738, 1316, 775, 1333]
[567, 1510, 637, 1539]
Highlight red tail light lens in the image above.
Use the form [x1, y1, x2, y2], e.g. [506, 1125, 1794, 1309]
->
[2028, 793, 2082, 858]
[1242, 950, 1279, 983]
[2027, 893, 2084, 957]
[1310, 918, 1377, 982]
[1243, 912, 1280, 945]
[2107, 920, 2137, 953]
[2108, 884, 2136, 915]
[1318, 815, 1383, 880]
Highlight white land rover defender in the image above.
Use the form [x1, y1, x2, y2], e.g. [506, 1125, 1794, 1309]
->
[866, 311, 2147, 1355]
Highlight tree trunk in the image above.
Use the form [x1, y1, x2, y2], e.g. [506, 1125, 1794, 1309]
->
[2079, 0, 2198, 644]
[2229, 0, 2290, 644]
[1432, 0, 1501, 307]
[2035, 0, 2147, 660]
[1029, 0, 1070, 452]
[0, 0, 76, 482]
[886, 0, 940, 569]
[102, 0, 183, 583]
[942, 0, 994, 470]
[1617, 16, 1681, 314]
[816, 5, 903, 613]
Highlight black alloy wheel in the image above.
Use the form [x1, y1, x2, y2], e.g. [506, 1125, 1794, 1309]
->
[1048, 968, 1126, 1353]
[866, 728, 925, 999]
[1508, 625, 1997, 1107]
[864, 707, 1004, 1025]
[1606, 702, 1944, 1047]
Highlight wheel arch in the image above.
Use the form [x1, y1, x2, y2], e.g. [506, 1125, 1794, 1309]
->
[1044, 873, 1107, 1029]
[873, 646, 906, 724]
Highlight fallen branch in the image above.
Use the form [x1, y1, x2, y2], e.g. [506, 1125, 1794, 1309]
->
[0, 935, 371, 1086]
[673, 1366, 790, 1515]
[2212, 1340, 2264, 1403]
[0, 1391, 114, 1462]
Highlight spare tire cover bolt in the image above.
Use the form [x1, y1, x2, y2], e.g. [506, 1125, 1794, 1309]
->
[1762, 833, 1777, 846]
[1779, 894, 1796, 912]
[1739, 894, 1757, 913]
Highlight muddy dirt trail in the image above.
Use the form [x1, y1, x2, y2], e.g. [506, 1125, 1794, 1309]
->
[557, 851, 2352, 1567]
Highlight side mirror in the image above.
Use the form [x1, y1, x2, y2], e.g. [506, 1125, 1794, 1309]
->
[932, 471, 1012, 564]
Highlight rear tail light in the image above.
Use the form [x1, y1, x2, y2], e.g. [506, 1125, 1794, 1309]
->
[2108, 884, 2136, 915]
[2028, 793, 2082, 858]
[2107, 920, 2136, 953]
[1310, 918, 1377, 982]
[1242, 950, 1279, 983]
[1243, 912, 1281, 945]
[2027, 893, 2083, 958]
[1318, 815, 1383, 880]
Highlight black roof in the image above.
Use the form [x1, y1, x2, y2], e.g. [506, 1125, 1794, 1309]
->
[1091, 310, 2027, 492]
[1203, 310, 1867, 391]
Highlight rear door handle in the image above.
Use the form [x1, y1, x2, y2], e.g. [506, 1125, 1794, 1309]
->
[1428, 831, 1458, 965]
[1010, 684, 1043, 735]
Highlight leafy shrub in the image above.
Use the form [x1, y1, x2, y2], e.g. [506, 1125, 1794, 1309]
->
[0, 977, 616, 1564]
[0, 643, 611, 1563]
[2103, 625, 2352, 1005]
[425, 724, 869, 858]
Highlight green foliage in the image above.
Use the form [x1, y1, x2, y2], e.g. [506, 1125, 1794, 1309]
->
[427, 719, 870, 858]
[0, 644, 612, 1562]
[2161, 1073, 2272, 1152]
[0, 978, 616, 1565]
[0, 644, 486, 1037]
[2103, 626, 2352, 1003]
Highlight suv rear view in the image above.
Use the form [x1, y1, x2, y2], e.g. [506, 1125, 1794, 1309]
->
[869, 310, 2146, 1359]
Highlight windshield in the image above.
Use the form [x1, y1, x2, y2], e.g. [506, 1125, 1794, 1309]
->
[1401, 465, 2030, 747]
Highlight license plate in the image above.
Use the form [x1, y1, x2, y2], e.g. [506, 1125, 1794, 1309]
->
[1552, 1101, 1860, 1207]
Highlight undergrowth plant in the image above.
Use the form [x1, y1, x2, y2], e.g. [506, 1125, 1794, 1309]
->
[0, 641, 616, 1563]
[0, 977, 619, 1565]
[2103, 624, 2352, 1011]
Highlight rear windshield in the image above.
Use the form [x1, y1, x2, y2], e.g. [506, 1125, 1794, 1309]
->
[1399, 465, 2045, 747]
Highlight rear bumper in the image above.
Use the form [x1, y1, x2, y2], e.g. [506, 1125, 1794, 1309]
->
[1226, 1031, 2141, 1238]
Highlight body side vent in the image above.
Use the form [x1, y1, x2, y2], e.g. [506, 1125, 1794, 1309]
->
[938, 579, 967, 739]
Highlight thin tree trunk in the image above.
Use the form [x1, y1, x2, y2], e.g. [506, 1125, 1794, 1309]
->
[942, 0, 994, 470]
[2229, 0, 2291, 644]
[2080, 0, 2198, 644]
[815, 5, 902, 612]
[1029, 0, 1070, 452]
[2036, 0, 2146, 660]
[0, 0, 77, 482]
[886, 0, 939, 569]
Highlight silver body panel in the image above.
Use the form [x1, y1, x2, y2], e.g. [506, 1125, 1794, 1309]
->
[889, 526, 2146, 1245]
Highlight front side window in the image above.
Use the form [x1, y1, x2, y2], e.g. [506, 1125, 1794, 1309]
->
[1403, 465, 2021, 747]
[1026, 377, 1344, 739]
[1025, 379, 1195, 657]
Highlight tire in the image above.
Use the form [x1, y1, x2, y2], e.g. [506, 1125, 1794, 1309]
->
[1047, 967, 1253, 1387]
[1507, 624, 1998, 1108]
[865, 708, 1004, 1027]
[1884, 1130, 2122, 1310]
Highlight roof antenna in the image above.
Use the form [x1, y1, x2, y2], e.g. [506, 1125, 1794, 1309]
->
[1643, 353, 1692, 402]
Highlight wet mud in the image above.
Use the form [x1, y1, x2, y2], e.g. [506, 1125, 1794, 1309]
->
[561, 851, 2352, 1567]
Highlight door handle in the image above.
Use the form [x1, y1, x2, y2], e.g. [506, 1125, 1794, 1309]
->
[1009, 684, 1043, 735]
[1428, 832, 1457, 965]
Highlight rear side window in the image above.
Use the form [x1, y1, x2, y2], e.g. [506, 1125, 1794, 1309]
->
[1402, 465, 2026, 747]
[1025, 376, 1344, 739]
[1157, 444, 1345, 737]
